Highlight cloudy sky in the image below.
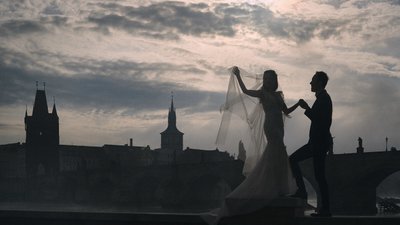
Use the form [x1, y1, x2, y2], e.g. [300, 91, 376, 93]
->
[0, 0, 399, 156]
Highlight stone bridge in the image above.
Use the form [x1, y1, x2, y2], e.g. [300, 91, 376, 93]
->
[54, 160, 245, 209]
[300, 151, 400, 215]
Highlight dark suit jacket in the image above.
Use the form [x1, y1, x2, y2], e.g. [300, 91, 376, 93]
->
[305, 90, 333, 153]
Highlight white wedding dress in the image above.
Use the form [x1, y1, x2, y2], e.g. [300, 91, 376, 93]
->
[203, 68, 296, 224]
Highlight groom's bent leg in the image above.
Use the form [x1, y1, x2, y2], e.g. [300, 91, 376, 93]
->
[289, 144, 313, 194]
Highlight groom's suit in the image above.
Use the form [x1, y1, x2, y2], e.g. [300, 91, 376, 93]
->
[290, 89, 333, 211]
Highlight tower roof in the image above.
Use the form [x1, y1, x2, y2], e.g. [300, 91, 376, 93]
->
[168, 93, 176, 126]
[32, 89, 49, 117]
[170, 92, 174, 111]
[161, 93, 183, 135]
[51, 96, 58, 117]
[52, 103, 58, 117]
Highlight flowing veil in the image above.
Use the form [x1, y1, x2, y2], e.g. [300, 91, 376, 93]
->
[216, 67, 266, 175]
[202, 67, 297, 225]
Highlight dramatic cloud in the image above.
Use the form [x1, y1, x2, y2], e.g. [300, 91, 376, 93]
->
[87, 2, 352, 43]
[0, 20, 45, 37]
[0, 47, 223, 114]
[88, 2, 237, 39]
[244, 4, 349, 43]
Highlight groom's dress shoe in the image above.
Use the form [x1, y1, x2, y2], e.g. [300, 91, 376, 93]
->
[311, 210, 331, 217]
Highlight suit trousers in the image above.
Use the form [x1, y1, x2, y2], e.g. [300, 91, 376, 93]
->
[289, 142, 331, 211]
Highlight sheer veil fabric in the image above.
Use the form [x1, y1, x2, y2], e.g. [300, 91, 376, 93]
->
[203, 67, 296, 224]
[216, 67, 266, 174]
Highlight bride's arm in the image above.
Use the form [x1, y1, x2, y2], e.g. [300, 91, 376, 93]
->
[282, 100, 300, 115]
[233, 67, 261, 98]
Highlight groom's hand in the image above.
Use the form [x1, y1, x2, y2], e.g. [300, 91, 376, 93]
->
[299, 99, 310, 110]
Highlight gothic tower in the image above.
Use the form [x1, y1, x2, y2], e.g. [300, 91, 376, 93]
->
[25, 84, 59, 177]
[161, 94, 184, 151]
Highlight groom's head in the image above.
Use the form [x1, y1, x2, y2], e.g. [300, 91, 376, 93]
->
[310, 71, 329, 93]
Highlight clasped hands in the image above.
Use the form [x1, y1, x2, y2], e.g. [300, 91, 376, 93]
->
[298, 99, 310, 110]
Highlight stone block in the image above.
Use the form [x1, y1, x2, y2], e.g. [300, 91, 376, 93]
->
[220, 197, 306, 225]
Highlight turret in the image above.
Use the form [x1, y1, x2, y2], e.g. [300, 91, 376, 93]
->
[52, 97, 58, 118]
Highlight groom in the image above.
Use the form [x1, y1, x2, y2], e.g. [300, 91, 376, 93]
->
[290, 71, 333, 217]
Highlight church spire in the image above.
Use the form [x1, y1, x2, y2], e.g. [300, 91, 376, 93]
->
[168, 92, 176, 128]
[161, 92, 183, 151]
[170, 91, 175, 111]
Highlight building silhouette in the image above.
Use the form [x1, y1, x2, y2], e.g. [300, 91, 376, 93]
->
[0, 86, 243, 208]
[160, 94, 183, 151]
[24, 87, 59, 177]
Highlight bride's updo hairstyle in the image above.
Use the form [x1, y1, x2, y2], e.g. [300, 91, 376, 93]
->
[263, 70, 278, 92]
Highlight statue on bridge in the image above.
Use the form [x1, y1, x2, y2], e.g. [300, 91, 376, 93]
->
[357, 137, 364, 154]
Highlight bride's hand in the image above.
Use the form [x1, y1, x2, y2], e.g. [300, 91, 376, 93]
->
[232, 66, 240, 77]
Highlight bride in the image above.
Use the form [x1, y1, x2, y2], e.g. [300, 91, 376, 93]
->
[204, 67, 300, 224]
